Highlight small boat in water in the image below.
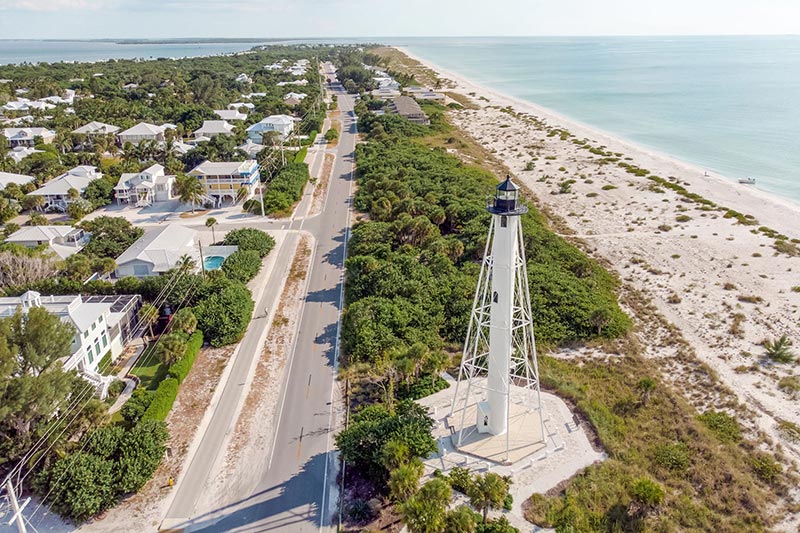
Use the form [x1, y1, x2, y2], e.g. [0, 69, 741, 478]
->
[739, 177, 756, 185]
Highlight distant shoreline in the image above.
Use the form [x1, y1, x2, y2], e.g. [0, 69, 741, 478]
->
[0, 38, 276, 45]
[396, 45, 800, 219]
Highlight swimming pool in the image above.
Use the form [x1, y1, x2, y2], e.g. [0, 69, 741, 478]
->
[204, 256, 225, 270]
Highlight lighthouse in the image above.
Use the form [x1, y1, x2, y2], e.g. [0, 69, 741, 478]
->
[451, 176, 544, 459]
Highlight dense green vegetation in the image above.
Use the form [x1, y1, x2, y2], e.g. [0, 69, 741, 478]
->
[243, 161, 310, 216]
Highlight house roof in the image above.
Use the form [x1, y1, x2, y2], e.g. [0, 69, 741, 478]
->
[391, 96, 426, 117]
[73, 121, 120, 135]
[3, 127, 56, 141]
[0, 292, 110, 333]
[213, 109, 247, 121]
[188, 160, 257, 177]
[30, 167, 99, 197]
[194, 120, 234, 135]
[0, 171, 35, 189]
[115, 164, 171, 190]
[115, 224, 198, 273]
[6, 225, 78, 242]
[118, 122, 165, 137]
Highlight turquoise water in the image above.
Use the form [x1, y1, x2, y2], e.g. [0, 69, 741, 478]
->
[0, 40, 266, 65]
[203, 256, 225, 271]
[398, 36, 800, 203]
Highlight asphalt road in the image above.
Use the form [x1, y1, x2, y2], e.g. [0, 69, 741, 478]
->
[164, 64, 354, 532]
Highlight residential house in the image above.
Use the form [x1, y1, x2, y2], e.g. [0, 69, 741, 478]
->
[236, 73, 253, 84]
[403, 86, 446, 103]
[4, 225, 89, 259]
[3, 127, 56, 147]
[277, 79, 308, 87]
[242, 92, 267, 100]
[117, 122, 168, 145]
[213, 109, 247, 121]
[246, 114, 294, 143]
[0, 291, 142, 397]
[114, 224, 237, 278]
[122, 83, 139, 91]
[238, 140, 265, 158]
[389, 96, 430, 125]
[188, 159, 260, 206]
[29, 165, 101, 211]
[73, 121, 120, 136]
[6, 146, 42, 164]
[193, 120, 235, 139]
[0, 170, 35, 190]
[113, 163, 175, 207]
[371, 87, 401, 100]
[228, 102, 255, 111]
[2, 99, 55, 112]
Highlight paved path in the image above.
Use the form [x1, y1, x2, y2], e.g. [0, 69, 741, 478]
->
[162, 64, 354, 532]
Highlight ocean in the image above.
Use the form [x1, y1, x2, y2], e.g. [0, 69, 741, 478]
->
[397, 36, 800, 203]
[1, 36, 798, 203]
[0, 40, 266, 65]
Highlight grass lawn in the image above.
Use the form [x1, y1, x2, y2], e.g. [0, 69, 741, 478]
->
[129, 346, 169, 390]
[98, 351, 113, 375]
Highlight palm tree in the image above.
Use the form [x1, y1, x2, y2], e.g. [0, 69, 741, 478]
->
[205, 217, 217, 243]
[156, 333, 187, 366]
[177, 253, 197, 271]
[138, 303, 159, 339]
[22, 194, 45, 212]
[467, 473, 510, 523]
[174, 173, 204, 214]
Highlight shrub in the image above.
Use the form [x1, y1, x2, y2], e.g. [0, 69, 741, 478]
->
[763, 335, 795, 363]
[294, 146, 308, 163]
[675, 214, 692, 222]
[141, 378, 179, 422]
[629, 478, 665, 506]
[601, 184, 617, 191]
[246, 162, 310, 216]
[155, 333, 187, 366]
[221, 249, 263, 282]
[448, 466, 474, 494]
[325, 127, 338, 142]
[167, 330, 203, 383]
[223, 228, 275, 258]
[698, 410, 741, 442]
[195, 281, 254, 346]
[653, 442, 690, 472]
[750, 452, 781, 484]
[121, 388, 153, 424]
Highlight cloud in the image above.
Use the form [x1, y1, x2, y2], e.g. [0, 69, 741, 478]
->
[0, 0, 108, 10]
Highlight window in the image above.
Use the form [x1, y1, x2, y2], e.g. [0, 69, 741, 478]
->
[500, 216, 508, 228]
[102, 335, 107, 348]
[87, 349, 94, 364]
[83, 330, 89, 339]
[493, 291, 499, 304]
[94, 340, 100, 355]
[133, 264, 150, 276]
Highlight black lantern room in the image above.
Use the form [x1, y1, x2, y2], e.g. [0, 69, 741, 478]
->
[487, 176, 528, 216]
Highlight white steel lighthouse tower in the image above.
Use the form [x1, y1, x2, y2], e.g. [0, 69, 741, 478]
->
[450, 176, 545, 461]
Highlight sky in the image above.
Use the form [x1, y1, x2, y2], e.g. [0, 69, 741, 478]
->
[0, 0, 799, 40]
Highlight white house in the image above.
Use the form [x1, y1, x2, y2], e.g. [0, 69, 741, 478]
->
[7, 146, 43, 164]
[115, 224, 237, 278]
[214, 109, 247, 121]
[73, 121, 120, 136]
[0, 291, 142, 397]
[0, 170, 35, 190]
[114, 163, 175, 207]
[277, 79, 309, 87]
[246, 114, 295, 143]
[193, 120, 235, 139]
[284, 92, 307, 101]
[4, 225, 89, 259]
[2, 99, 55, 113]
[117, 122, 168, 145]
[242, 92, 267, 100]
[122, 83, 139, 91]
[236, 73, 253, 84]
[227, 102, 255, 111]
[187, 159, 261, 206]
[29, 165, 101, 211]
[3, 127, 56, 147]
[238, 140, 265, 158]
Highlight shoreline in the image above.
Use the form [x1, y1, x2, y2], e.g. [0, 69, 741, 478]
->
[397, 45, 800, 237]
[392, 45, 800, 526]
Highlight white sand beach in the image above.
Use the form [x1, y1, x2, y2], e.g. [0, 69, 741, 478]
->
[397, 47, 800, 484]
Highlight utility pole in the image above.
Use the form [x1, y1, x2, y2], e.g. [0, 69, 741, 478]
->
[259, 178, 265, 218]
[198, 242, 206, 276]
[5, 480, 29, 533]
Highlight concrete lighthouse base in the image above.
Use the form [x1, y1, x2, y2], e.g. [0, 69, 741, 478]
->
[449, 400, 546, 464]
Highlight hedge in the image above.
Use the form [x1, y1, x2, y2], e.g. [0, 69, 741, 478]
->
[141, 378, 179, 422]
[167, 330, 203, 383]
[294, 146, 308, 163]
